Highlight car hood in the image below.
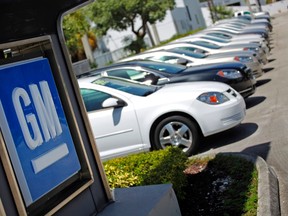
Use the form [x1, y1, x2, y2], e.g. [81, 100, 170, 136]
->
[153, 81, 232, 98]
[222, 43, 260, 49]
[181, 61, 246, 73]
[205, 51, 255, 59]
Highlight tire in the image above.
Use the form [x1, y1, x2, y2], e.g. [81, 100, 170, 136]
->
[152, 115, 200, 156]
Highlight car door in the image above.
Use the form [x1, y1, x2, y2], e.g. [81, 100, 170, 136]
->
[80, 88, 144, 160]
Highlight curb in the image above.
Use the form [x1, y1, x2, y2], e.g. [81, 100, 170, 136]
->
[196, 152, 280, 216]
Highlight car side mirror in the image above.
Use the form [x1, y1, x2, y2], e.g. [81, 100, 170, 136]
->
[157, 77, 170, 85]
[144, 73, 160, 85]
[102, 98, 126, 108]
[177, 58, 189, 66]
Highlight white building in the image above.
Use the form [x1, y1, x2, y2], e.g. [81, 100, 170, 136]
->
[148, 0, 206, 43]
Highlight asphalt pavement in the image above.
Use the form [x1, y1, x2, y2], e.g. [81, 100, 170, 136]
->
[197, 11, 288, 216]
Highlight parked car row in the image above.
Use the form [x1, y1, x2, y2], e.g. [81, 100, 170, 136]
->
[76, 11, 272, 160]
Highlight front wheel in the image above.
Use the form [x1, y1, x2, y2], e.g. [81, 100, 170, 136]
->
[152, 115, 200, 156]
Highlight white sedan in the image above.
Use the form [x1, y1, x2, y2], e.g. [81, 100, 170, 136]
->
[78, 76, 246, 160]
[177, 35, 270, 56]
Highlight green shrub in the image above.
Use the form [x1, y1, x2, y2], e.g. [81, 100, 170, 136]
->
[103, 147, 188, 199]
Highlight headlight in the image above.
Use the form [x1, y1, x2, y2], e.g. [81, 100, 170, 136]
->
[217, 69, 243, 79]
[197, 92, 230, 105]
[234, 56, 253, 63]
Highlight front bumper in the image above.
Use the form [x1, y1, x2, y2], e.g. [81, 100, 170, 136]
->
[196, 91, 246, 137]
[246, 61, 263, 78]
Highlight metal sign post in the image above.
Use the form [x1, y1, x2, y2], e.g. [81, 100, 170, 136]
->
[0, 1, 113, 214]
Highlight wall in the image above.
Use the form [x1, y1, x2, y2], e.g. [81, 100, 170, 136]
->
[184, 0, 207, 28]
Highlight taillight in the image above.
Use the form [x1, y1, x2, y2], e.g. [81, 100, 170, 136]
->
[234, 56, 240, 61]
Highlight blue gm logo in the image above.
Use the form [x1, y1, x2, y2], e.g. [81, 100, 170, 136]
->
[0, 58, 81, 206]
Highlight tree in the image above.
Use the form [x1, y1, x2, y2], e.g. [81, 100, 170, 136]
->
[86, 0, 175, 53]
[211, 5, 234, 21]
[62, 10, 97, 62]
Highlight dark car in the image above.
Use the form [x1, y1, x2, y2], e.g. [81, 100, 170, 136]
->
[78, 60, 256, 98]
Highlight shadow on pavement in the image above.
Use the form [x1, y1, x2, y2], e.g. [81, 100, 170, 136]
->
[268, 58, 276, 63]
[240, 142, 271, 160]
[198, 122, 258, 154]
[263, 67, 274, 73]
[245, 96, 266, 109]
[256, 79, 271, 87]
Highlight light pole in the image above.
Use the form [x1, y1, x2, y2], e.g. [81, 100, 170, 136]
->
[207, 0, 217, 23]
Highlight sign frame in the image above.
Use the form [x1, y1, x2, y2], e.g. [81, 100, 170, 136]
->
[0, 198, 6, 216]
[0, 35, 94, 216]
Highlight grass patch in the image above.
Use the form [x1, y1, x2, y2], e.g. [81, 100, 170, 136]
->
[181, 154, 258, 216]
[142, 28, 204, 52]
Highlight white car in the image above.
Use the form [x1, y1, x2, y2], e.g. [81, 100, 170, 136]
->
[78, 76, 246, 160]
[177, 35, 270, 56]
[184, 31, 267, 46]
[200, 29, 269, 46]
[234, 10, 270, 19]
[213, 22, 270, 34]
[201, 25, 269, 41]
[145, 41, 268, 65]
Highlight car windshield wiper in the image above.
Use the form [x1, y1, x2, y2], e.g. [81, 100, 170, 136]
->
[143, 86, 162, 96]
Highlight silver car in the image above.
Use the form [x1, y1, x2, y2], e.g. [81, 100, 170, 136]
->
[120, 49, 263, 78]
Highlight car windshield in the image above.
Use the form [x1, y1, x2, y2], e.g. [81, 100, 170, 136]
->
[92, 77, 160, 96]
[131, 61, 186, 74]
[206, 33, 232, 39]
[201, 36, 230, 43]
[169, 48, 207, 58]
[187, 41, 222, 49]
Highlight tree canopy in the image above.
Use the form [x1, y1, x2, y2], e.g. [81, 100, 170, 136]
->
[86, 0, 175, 52]
[211, 5, 234, 21]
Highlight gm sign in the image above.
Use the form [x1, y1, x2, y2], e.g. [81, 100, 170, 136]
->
[0, 58, 81, 207]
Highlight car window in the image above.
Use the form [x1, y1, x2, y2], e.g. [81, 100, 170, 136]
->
[170, 48, 207, 58]
[207, 32, 231, 39]
[80, 88, 111, 112]
[201, 36, 230, 43]
[175, 46, 207, 54]
[147, 55, 177, 64]
[105, 69, 130, 79]
[92, 77, 159, 96]
[134, 61, 186, 73]
[106, 68, 147, 82]
[189, 41, 221, 49]
[147, 55, 192, 64]
[223, 26, 239, 31]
